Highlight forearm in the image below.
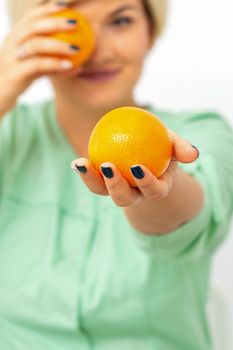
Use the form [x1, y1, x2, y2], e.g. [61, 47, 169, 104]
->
[124, 167, 204, 235]
[0, 80, 16, 118]
[0, 102, 12, 119]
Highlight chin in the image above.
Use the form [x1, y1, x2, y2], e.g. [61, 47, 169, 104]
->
[75, 91, 132, 112]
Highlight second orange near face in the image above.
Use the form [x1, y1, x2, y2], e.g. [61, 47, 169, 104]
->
[50, 9, 96, 67]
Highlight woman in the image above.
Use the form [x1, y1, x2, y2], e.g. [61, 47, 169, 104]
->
[0, 0, 232, 349]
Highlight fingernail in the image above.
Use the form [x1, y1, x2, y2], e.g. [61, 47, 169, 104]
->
[67, 19, 77, 25]
[131, 166, 145, 179]
[191, 145, 200, 158]
[75, 164, 87, 173]
[101, 166, 114, 179]
[70, 44, 80, 51]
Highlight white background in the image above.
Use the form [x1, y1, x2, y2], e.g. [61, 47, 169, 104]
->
[0, 0, 233, 348]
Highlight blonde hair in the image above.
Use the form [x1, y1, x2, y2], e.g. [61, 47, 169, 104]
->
[7, 0, 168, 39]
[144, 0, 168, 39]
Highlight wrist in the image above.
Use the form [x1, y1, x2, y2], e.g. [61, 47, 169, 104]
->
[0, 90, 17, 118]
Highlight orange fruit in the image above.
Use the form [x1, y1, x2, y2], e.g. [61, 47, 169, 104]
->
[88, 107, 173, 187]
[49, 9, 95, 67]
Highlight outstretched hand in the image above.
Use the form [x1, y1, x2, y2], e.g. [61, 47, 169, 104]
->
[71, 129, 199, 207]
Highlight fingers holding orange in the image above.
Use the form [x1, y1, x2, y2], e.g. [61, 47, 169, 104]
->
[88, 107, 173, 187]
[100, 163, 142, 207]
[71, 158, 108, 196]
[15, 1, 68, 28]
[15, 36, 83, 61]
[49, 9, 96, 67]
[169, 129, 199, 163]
[14, 8, 96, 69]
[15, 14, 79, 46]
[130, 162, 178, 200]
[72, 108, 199, 202]
[72, 158, 142, 206]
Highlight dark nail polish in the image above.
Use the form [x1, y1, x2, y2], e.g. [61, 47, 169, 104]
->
[131, 166, 145, 179]
[191, 145, 200, 158]
[75, 164, 87, 173]
[67, 19, 77, 25]
[101, 166, 114, 179]
[70, 44, 80, 51]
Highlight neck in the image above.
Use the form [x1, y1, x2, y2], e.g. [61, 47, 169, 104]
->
[54, 94, 139, 157]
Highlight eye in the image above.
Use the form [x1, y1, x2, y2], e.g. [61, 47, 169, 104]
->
[111, 17, 133, 27]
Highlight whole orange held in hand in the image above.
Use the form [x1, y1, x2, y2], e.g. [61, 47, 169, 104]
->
[88, 107, 173, 187]
[50, 9, 95, 67]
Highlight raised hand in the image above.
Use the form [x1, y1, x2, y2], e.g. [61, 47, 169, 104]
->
[0, 1, 79, 116]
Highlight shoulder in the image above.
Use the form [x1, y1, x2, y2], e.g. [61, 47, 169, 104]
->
[149, 104, 233, 193]
[0, 99, 53, 140]
[148, 104, 232, 131]
[1, 99, 52, 130]
[148, 105, 233, 149]
[0, 99, 53, 165]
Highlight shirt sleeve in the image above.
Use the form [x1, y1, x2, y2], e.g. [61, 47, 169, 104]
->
[131, 111, 233, 261]
[0, 104, 29, 198]
[0, 109, 15, 196]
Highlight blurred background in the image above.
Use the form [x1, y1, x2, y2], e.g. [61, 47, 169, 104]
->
[0, 0, 233, 348]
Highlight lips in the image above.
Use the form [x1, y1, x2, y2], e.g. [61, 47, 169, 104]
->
[78, 68, 120, 81]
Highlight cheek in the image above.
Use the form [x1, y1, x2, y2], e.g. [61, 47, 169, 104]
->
[114, 30, 150, 66]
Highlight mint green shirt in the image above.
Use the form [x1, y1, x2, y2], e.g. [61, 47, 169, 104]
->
[0, 100, 232, 350]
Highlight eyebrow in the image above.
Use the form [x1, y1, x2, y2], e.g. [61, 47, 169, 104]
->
[109, 5, 137, 17]
[60, 1, 137, 16]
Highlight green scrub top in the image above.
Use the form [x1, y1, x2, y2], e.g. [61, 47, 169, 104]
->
[0, 100, 232, 350]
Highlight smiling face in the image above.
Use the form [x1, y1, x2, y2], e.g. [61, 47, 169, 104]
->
[50, 0, 152, 112]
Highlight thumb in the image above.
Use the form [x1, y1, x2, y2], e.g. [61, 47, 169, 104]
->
[169, 130, 199, 164]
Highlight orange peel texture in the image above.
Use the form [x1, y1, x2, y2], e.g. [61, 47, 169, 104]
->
[88, 107, 173, 187]
[50, 9, 95, 67]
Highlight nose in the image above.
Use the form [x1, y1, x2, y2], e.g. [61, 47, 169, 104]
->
[86, 28, 115, 65]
